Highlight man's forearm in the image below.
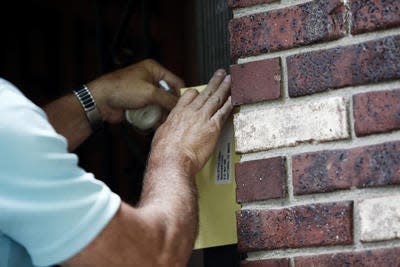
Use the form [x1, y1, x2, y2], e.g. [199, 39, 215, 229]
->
[60, 69, 231, 267]
[139, 157, 198, 265]
[42, 60, 184, 152]
[131, 70, 232, 263]
[44, 93, 92, 151]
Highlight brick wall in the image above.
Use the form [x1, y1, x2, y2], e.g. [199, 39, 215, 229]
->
[227, 0, 400, 266]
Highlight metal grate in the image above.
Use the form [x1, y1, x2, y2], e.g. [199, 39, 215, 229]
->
[196, 0, 232, 84]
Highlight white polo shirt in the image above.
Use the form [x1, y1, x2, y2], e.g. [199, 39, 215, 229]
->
[0, 78, 121, 267]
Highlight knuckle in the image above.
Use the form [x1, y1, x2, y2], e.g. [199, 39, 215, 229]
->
[210, 95, 221, 104]
[145, 86, 157, 99]
[204, 90, 213, 98]
[150, 87, 160, 99]
[211, 117, 222, 131]
[144, 58, 156, 66]
[186, 88, 199, 95]
[184, 88, 199, 99]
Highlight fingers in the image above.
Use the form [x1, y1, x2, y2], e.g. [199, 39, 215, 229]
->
[211, 96, 233, 127]
[203, 75, 231, 117]
[175, 89, 199, 109]
[150, 85, 179, 110]
[145, 59, 185, 96]
[190, 69, 226, 109]
[160, 71, 185, 96]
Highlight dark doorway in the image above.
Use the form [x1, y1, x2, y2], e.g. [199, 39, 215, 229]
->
[0, 0, 239, 266]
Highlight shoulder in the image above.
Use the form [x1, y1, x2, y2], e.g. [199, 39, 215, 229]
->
[0, 78, 47, 120]
[0, 78, 22, 94]
[0, 78, 68, 166]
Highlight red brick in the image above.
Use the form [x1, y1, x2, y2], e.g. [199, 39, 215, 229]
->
[227, 0, 277, 9]
[350, 0, 400, 34]
[292, 141, 400, 195]
[237, 202, 353, 252]
[353, 89, 400, 136]
[295, 247, 400, 267]
[241, 259, 289, 267]
[288, 35, 400, 97]
[231, 58, 281, 106]
[235, 157, 286, 203]
[229, 0, 346, 59]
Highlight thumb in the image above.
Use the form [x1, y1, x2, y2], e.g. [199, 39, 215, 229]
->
[149, 85, 179, 110]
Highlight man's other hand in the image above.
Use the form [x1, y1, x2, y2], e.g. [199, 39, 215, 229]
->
[88, 59, 184, 124]
[149, 69, 232, 176]
[61, 70, 231, 267]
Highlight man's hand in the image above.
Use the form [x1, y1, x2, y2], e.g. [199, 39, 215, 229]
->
[148, 69, 232, 176]
[45, 59, 184, 151]
[62, 70, 232, 267]
[88, 59, 185, 124]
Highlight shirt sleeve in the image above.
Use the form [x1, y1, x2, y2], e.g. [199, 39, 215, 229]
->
[0, 81, 121, 266]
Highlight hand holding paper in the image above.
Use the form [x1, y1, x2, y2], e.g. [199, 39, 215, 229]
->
[149, 69, 233, 176]
[181, 84, 240, 249]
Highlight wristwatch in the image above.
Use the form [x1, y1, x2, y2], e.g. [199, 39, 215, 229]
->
[73, 85, 103, 132]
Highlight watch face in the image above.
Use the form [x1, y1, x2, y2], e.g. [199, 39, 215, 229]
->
[74, 86, 103, 131]
[75, 86, 95, 111]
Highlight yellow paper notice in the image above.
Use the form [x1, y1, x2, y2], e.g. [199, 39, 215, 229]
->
[181, 86, 240, 249]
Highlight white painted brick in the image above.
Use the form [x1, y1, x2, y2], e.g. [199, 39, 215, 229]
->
[359, 195, 400, 242]
[233, 97, 349, 153]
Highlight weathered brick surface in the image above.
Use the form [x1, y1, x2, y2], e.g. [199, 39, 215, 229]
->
[351, 0, 400, 34]
[288, 35, 400, 97]
[229, 0, 400, 262]
[353, 89, 400, 136]
[359, 195, 400, 242]
[241, 259, 289, 267]
[227, 0, 277, 9]
[292, 141, 400, 195]
[231, 58, 281, 106]
[237, 202, 353, 252]
[236, 157, 286, 203]
[234, 97, 348, 154]
[229, 0, 346, 59]
[295, 247, 400, 267]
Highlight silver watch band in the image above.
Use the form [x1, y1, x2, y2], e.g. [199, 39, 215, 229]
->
[73, 85, 103, 132]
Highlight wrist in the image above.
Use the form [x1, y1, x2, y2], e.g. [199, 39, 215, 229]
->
[147, 149, 195, 178]
[86, 78, 116, 123]
[73, 85, 104, 132]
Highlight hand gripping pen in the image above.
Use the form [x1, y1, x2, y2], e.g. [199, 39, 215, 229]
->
[125, 80, 172, 132]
